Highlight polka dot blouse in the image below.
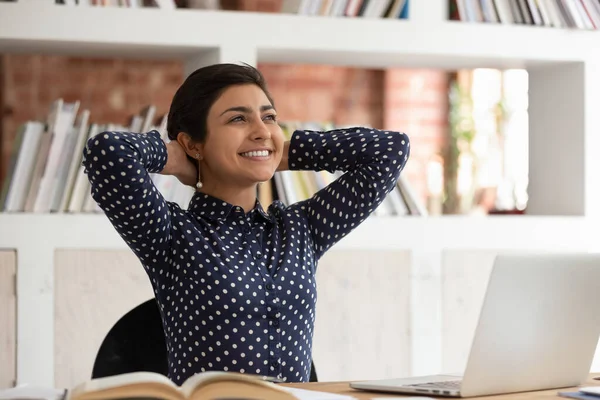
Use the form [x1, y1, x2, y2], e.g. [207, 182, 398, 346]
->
[82, 127, 410, 385]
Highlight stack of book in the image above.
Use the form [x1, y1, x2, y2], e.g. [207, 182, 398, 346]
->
[450, 0, 600, 29]
[52, 0, 411, 20]
[0, 100, 191, 214]
[0, 99, 427, 217]
[277, 0, 410, 18]
[268, 121, 426, 217]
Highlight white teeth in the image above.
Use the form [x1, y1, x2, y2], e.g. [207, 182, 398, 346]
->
[241, 150, 270, 157]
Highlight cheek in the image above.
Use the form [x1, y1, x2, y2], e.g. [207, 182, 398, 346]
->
[272, 130, 285, 150]
[207, 136, 237, 157]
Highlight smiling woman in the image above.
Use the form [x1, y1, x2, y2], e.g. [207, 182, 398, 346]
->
[172, 81, 286, 210]
[81, 63, 411, 386]
[162, 64, 286, 211]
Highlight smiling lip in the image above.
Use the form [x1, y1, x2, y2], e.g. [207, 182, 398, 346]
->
[239, 149, 273, 160]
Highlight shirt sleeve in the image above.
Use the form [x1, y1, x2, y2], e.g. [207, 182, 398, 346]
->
[82, 130, 173, 269]
[288, 127, 410, 259]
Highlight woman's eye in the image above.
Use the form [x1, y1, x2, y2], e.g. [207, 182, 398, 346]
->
[264, 114, 277, 122]
[230, 116, 244, 123]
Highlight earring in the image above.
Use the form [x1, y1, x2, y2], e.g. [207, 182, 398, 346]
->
[195, 153, 203, 189]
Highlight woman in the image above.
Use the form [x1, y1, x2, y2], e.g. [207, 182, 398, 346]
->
[82, 63, 410, 385]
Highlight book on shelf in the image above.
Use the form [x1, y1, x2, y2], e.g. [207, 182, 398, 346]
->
[0, 98, 427, 217]
[279, 0, 409, 18]
[50, 0, 411, 20]
[449, 0, 600, 30]
[0, 99, 190, 214]
[269, 120, 426, 217]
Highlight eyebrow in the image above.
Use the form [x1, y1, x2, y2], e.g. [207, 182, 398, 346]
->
[220, 105, 275, 116]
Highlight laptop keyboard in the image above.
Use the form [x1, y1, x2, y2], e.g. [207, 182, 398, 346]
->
[409, 380, 462, 389]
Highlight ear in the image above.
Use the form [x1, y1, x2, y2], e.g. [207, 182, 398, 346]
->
[176, 132, 204, 160]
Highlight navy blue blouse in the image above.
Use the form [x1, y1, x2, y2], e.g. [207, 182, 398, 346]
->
[82, 126, 410, 385]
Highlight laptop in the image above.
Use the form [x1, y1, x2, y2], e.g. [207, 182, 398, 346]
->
[350, 252, 600, 397]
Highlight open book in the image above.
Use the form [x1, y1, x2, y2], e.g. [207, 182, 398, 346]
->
[66, 371, 297, 400]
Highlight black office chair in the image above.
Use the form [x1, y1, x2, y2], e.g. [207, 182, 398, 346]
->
[92, 298, 318, 382]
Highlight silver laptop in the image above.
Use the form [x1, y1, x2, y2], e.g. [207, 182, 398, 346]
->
[350, 252, 600, 397]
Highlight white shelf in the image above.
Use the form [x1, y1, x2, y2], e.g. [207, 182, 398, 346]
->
[1, 2, 599, 69]
[2, 212, 599, 387]
[0, 213, 596, 252]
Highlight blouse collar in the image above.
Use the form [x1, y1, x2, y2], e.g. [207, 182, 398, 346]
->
[187, 192, 274, 224]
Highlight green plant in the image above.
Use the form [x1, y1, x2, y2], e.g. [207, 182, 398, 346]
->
[443, 74, 476, 214]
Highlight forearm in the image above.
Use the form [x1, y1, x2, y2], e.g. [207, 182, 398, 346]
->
[288, 127, 410, 259]
[288, 127, 409, 177]
[83, 130, 167, 185]
[82, 129, 172, 258]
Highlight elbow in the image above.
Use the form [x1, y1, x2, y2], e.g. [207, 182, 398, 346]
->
[82, 131, 123, 172]
[366, 130, 411, 195]
[84, 131, 114, 155]
[387, 130, 410, 169]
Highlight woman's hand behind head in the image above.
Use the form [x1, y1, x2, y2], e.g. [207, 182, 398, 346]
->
[163, 140, 198, 188]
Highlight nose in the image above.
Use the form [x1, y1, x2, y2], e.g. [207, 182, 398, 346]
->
[250, 119, 272, 141]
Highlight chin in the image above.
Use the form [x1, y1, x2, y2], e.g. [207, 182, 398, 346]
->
[249, 172, 276, 184]
[254, 174, 275, 183]
[249, 166, 276, 178]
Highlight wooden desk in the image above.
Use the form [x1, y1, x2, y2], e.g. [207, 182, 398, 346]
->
[282, 374, 600, 400]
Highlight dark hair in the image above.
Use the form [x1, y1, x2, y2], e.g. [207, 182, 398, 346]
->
[166, 63, 275, 143]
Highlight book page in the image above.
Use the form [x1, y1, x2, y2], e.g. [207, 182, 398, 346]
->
[180, 371, 235, 397]
[70, 372, 177, 396]
[180, 371, 289, 398]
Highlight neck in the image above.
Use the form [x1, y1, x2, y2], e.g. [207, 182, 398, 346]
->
[197, 179, 258, 213]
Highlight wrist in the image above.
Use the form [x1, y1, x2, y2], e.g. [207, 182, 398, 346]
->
[161, 141, 180, 176]
[286, 130, 320, 171]
[277, 141, 290, 171]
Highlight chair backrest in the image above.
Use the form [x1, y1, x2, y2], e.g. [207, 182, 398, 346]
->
[92, 298, 318, 382]
[92, 298, 168, 378]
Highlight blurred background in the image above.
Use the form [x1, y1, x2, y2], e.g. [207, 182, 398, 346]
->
[0, 0, 533, 217]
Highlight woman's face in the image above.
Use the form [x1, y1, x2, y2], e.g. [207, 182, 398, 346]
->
[199, 84, 285, 187]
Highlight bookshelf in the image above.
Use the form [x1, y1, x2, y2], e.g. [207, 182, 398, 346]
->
[1, 0, 600, 389]
[0, 2, 598, 68]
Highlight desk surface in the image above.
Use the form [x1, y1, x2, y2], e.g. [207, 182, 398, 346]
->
[282, 374, 600, 400]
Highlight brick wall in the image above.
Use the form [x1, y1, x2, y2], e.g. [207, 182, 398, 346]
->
[0, 55, 184, 179]
[0, 54, 448, 207]
[259, 63, 384, 128]
[384, 69, 449, 204]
